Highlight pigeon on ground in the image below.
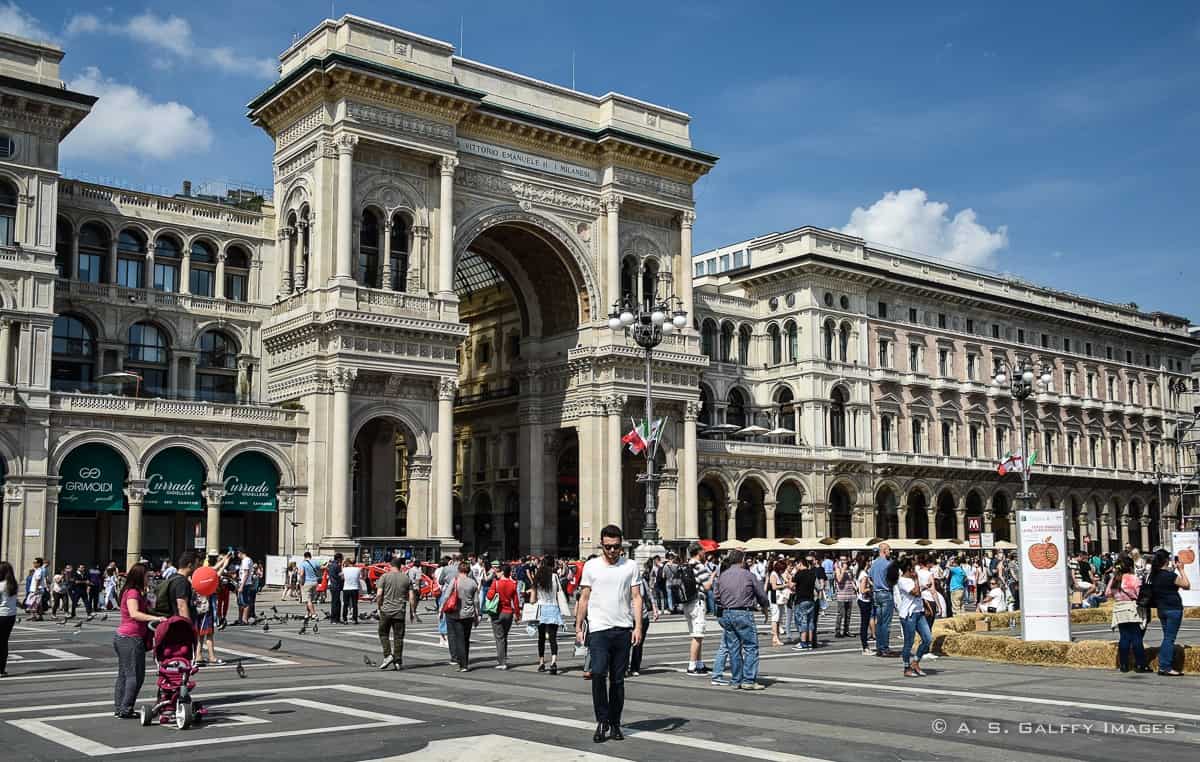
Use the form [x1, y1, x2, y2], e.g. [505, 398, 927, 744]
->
[312, 622, 319, 634]
[86, 614, 95, 621]
[73, 620, 84, 629]
[236, 661, 246, 679]
[363, 655, 374, 666]
[298, 622, 308, 636]
[218, 620, 227, 631]
[271, 606, 279, 616]
[262, 623, 270, 633]
[268, 640, 282, 651]
[100, 614, 108, 621]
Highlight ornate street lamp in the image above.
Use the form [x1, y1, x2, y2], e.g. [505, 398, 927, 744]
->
[993, 359, 1053, 510]
[609, 272, 687, 551]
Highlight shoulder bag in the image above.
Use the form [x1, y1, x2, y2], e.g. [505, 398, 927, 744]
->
[440, 579, 460, 615]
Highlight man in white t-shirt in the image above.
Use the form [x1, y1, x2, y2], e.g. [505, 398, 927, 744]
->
[575, 524, 642, 744]
[683, 543, 713, 676]
[30, 557, 48, 619]
[237, 551, 255, 624]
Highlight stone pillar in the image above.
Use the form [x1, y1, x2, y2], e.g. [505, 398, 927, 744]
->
[679, 210, 695, 321]
[897, 504, 908, 539]
[541, 431, 559, 552]
[108, 239, 119, 284]
[168, 355, 179, 398]
[857, 502, 875, 537]
[2, 484, 23, 570]
[407, 457, 431, 539]
[522, 422, 546, 555]
[435, 377, 457, 541]
[682, 400, 700, 540]
[125, 483, 146, 571]
[726, 499, 738, 542]
[606, 395, 625, 529]
[603, 193, 623, 307]
[335, 135, 359, 281]
[926, 507, 936, 539]
[1119, 508, 1130, 549]
[436, 156, 458, 296]
[204, 485, 223, 553]
[381, 220, 393, 290]
[179, 249, 191, 295]
[144, 249, 154, 292]
[957, 502, 967, 540]
[764, 498, 777, 539]
[578, 411, 603, 554]
[1140, 519, 1150, 553]
[328, 368, 357, 542]
[215, 252, 227, 299]
[1100, 510, 1111, 554]
[294, 220, 308, 291]
[0, 319, 10, 385]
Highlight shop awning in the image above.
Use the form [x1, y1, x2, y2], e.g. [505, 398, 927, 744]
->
[58, 443, 127, 512]
[144, 448, 204, 512]
[222, 451, 279, 512]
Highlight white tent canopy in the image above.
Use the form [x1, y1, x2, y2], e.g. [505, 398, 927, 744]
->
[713, 537, 1003, 553]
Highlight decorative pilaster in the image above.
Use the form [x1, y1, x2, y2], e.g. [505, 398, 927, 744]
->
[215, 251, 227, 299]
[335, 135, 359, 281]
[380, 220, 393, 290]
[602, 193, 623, 307]
[125, 482, 147, 571]
[435, 377, 458, 542]
[437, 156, 458, 297]
[0, 319, 10, 385]
[294, 219, 308, 291]
[204, 485, 224, 553]
[277, 225, 294, 296]
[682, 399, 701, 540]
[606, 394, 626, 529]
[679, 209, 695, 323]
[328, 367, 357, 542]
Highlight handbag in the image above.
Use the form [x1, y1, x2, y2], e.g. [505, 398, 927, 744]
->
[1111, 600, 1141, 626]
[440, 579, 460, 615]
[521, 602, 540, 622]
[483, 589, 500, 616]
[554, 577, 571, 613]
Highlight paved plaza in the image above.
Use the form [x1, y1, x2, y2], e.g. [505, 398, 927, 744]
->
[2, 597, 1196, 761]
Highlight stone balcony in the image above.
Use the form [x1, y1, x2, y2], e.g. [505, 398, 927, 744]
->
[58, 180, 266, 232]
[0, 243, 55, 271]
[697, 439, 869, 462]
[269, 283, 454, 324]
[56, 279, 265, 319]
[694, 292, 756, 317]
[50, 392, 307, 427]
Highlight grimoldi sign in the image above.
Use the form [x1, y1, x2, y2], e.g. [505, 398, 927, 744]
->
[222, 452, 278, 512]
[59, 443, 126, 512]
[144, 448, 204, 512]
[456, 137, 600, 183]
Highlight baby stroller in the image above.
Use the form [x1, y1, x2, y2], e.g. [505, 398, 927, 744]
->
[138, 616, 207, 729]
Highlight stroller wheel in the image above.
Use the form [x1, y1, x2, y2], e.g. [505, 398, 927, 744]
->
[138, 706, 151, 727]
[175, 701, 191, 731]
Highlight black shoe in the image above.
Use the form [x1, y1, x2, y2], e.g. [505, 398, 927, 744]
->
[609, 724, 624, 741]
[593, 722, 608, 743]
[1119, 663, 1130, 673]
[1134, 665, 1153, 673]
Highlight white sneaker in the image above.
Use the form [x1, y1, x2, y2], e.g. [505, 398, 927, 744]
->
[862, 648, 873, 655]
[378, 655, 394, 670]
[924, 654, 938, 660]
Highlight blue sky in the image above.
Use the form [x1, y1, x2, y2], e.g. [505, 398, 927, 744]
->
[4, 1, 1197, 319]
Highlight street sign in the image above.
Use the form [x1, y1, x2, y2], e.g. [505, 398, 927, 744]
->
[968, 533, 981, 548]
[980, 532, 995, 549]
[967, 516, 983, 533]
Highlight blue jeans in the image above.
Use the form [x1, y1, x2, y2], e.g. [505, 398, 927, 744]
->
[1157, 607, 1183, 672]
[1116, 621, 1146, 670]
[711, 627, 729, 678]
[719, 609, 760, 686]
[793, 600, 815, 634]
[706, 589, 717, 615]
[900, 611, 931, 667]
[873, 589, 894, 653]
[666, 585, 677, 612]
[587, 627, 632, 724]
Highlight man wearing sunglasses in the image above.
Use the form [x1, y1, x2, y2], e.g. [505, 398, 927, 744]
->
[575, 524, 642, 744]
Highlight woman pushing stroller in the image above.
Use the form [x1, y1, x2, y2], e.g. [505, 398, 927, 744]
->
[112, 563, 167, 718]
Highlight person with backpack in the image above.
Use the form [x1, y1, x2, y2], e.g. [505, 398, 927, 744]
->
[484, 563, 521, 670]
[682, 543, 713, 676]
[299, 552, 321, 620]
[153, 551, 197, 621]
[869, 543, 897, 657]
[790, 556, 818, 650]
[663, 554, 680, 613]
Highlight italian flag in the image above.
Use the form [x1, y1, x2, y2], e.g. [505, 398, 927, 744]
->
[622, 418, 666, 455]
[997, 450, 1037, 476]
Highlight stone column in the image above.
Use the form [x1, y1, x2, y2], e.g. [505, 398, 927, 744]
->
[1119, 507, 1130, 549]
[541, 431, 559, 552]
[328, 367, 357, 542]
[294, 220, 308, 291]
[436, 156, 458, 297]
[1099, 509, 1111, 554]
[179, 248, 191, 295]
[70, 232, 80, 279]
[108, 239, 118, 284]
[957, 495, 968, 540]
[926, 507, 936, 539]
[679, 210, 695, 322]
[1140, 518, 1150, 553]
[682, 400, 700, 540]
[380, 219, 393, 290]
[144, 249, 154, 292]
[0, 319, 10, 385]
[215, 252, 227, 299]
[204, 485, 223, 553]
[726, 499, 738, 542]
[435, 377, 458, 541]
[2, 484, 23, 570]
[125, 483, 146, 571]
[606, 395, 625, 529]
[764, 498, 777, 539]
[335, 135, 359, 281]
[522, 421, 546, 555]
[897, 504, 909, 539]
[407, 456, 432, 539]
[168, 355, 180, 398]
[603, 193, 623, 307]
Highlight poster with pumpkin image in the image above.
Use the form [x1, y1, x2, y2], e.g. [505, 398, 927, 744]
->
[1170, 531, 1200, 607]
[1016, 510, 1071, 642]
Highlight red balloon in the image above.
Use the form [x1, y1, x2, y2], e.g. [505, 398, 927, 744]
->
[192, 566, 219, 597]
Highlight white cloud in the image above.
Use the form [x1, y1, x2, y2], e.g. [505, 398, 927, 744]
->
[61, 67, 213, 161]
[841, 188, 1008, 267]
[0, 1, 50, 42]
[65, 11, 276, 79]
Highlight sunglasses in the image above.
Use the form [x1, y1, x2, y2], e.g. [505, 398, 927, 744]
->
[600, 544, 623, 552]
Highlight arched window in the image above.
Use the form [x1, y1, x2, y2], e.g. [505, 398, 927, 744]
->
[775, 386, 795, 437]
[839, 322, 850, 362]
[116, 228, 145, 288]
[389, 214, 410, 291]
[719, 322, 734, 363]
[620, 256, 638, 305]
[55, 218, 73, 278]
[152, 235, 182, 292]
[727, 388, 748, 428]
[127, 322, 169, 397]
[823, 319, 836, 361]
[0, 179, 16, 245]
[224, 245, 250, 302]
[358, 209, 381, 286]
[51, 315, 95, 392]
[767, 324, 782, 365]
[640, 259, 660, 310]
[700, 319, 718, 361]
[738, 325, 752, 366]
[189, 240, 217, 297]
[79, 223, 111, 284]
[196, 331, 238, 403]
[830, 386, 847, 447]
[786, 320, 799, 362]
[699, 385, 715, 426]
[776, 482, 803, 538]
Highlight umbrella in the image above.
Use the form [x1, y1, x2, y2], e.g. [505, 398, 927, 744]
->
[766, 427, 795, 437]
[708, 423, 740, 433]
[97, 370, 142, 396]
[735, 425, 770, 437]
[698, 539, 720, 552]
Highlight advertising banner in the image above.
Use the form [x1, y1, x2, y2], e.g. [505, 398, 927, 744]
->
[59, 443, 127, 512]
[222, 452, 279, 512]
[1170, 532, 1200, 607]
[144, 448, 204, 511]
[1016, 510, 1071, 642]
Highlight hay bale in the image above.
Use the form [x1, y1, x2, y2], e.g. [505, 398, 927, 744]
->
[1185, 607, 1200, 620]
[1070, 607, 1111, 625]
[1002, 640, 1071, 665]
[939, 633, 1013, 659]
[1066, 640, 1117, 669]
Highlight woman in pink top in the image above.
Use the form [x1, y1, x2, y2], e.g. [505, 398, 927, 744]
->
[1106, 556, 1149, 673]
[113, 564, 165, 718]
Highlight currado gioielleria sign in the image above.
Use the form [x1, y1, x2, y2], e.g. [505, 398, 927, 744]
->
[221, 451, 279, 512]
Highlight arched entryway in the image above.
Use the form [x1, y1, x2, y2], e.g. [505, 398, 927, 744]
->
[220, 451, 281, 560]
[55, 442, 129, 565]
[906, 489, 929, 539]
[965, 490, 984, 539]
[698, 477, 728, 542]
[935, 490, 957, 539]
[992, 493, 1011, 542]
[829, 484, 852, 538]
[556, 435, 580, 558]
[875, 486, 899, 538]
[776, 481, 803, 538]
[352, 417, 418, 540]
[735, 479, 766, 540]
[142, 446, 208, 569]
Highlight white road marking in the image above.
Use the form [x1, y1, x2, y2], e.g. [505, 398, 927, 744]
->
[0, 657, 298, 682]
[7, 695, 421, 756]
[358, 734, 613, 761]
[7, 648, 90, 663]
[0, 684, 327, 714]
[660, 647, 862, 666]
[339, 684, 833, 762]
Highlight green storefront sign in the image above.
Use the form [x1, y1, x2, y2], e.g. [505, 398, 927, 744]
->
[222, 452, 278, 512]
[59, 443, 127, 512]
[144, 448, 204, 512]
